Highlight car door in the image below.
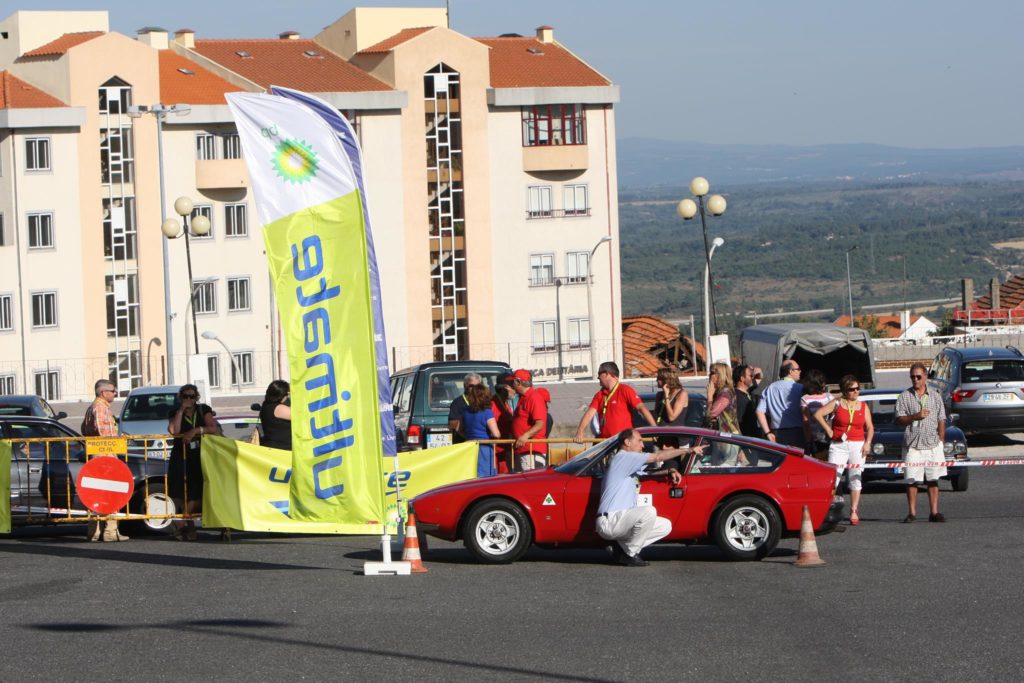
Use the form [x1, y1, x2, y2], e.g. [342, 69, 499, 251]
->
[2, 422, 31, 515]
[8, 420, 83, 512]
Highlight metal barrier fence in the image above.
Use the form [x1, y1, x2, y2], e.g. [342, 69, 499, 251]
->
[6, 434, 198, 530]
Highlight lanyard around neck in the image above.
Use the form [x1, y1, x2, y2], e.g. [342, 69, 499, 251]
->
[601, 382, 620, 415]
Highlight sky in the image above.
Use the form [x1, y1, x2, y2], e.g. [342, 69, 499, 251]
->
[31, 0, 1024, 148]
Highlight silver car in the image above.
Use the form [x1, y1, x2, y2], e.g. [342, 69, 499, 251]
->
[929, 346, 1024, 436]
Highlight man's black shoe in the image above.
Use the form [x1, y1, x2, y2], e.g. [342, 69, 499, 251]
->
[606, 543, 627, 564]
[619, 552, 649, 567]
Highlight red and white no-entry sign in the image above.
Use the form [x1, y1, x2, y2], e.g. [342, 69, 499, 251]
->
[76, 457, 135, 515]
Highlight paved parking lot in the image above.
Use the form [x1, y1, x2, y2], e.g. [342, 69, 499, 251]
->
[3, 463, 1024, 680]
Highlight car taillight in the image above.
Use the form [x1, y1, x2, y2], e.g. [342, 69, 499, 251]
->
[952, 390, 976, 402]
[407, 424, 422, 446]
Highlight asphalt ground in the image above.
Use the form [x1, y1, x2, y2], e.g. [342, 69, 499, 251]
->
[3, 464, 1024, 681]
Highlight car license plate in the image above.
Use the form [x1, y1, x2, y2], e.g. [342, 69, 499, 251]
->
[426, 432, 452, 448]
[984, 392, 1014, 401]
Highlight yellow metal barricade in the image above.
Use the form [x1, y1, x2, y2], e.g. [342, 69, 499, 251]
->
[3, 434, 201, 529]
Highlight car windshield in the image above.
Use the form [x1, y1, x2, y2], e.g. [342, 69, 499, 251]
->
[866, 398, 898, 426]
[962, 360, 1024, 383]
[121, 393, 178, 421]
[555, 436, 618, 475]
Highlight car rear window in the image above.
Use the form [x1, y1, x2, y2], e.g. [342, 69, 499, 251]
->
[0, 406, 31, 416]
[122, 393, 178, 421]
[962, 360, 1024, 383]
[426, 371, 504, 411]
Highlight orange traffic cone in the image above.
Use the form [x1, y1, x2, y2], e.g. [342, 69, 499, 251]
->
[793, 505, 826, 568]
[401, 512, 428, 573]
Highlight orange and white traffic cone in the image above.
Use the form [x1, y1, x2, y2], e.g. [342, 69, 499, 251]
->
[401, 512, 429, 573]
[793, 505, 826, 568]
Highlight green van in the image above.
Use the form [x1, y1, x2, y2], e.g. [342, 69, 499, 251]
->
[389, 360, 511, 451]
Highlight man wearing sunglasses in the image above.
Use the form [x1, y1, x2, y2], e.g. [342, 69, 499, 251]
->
[895, 363, 946, 523]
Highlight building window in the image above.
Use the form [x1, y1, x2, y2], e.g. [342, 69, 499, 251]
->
[224, 204, 247, 237]
[103, 197, 137, 260]
[227, 277, 251, 312]
[27, 212, 54, 249]
[0, 374, 15, 395]
[194, 281, 217, 314]
[529, 253, 554, 286]
[566, 251, 590, 284]
[0, 213, 7, 246]
[527, 185, 553, 219]
[107, 350, 141, 393]
[522, 104, 586, 147]
[196, 133, 216, 160]
[223, 133, 241, 159]
[98, 80, 132, 115]
[563, 184, 590, 216]
[340, 110, 361, 142]
[191, 205, 213, 239]
[0, 294, 12, 331]
[105, 274, 139, 337]
[100, 127, 134, 184]
[231, 351, 255, 386]
[207, 354, 221, 389]
[25, 137, 51, 171]
[31, 291, 57, 328]
[531, 320, 557, 352]
[568, 317, 591, 349]
[34, 370, 60, 400]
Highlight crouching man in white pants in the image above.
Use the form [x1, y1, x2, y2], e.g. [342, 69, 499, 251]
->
[595, 428, 698, 566]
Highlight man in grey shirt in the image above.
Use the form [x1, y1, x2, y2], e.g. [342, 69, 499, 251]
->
[895, 363, 946, 523]
[595, 429, 695, 566]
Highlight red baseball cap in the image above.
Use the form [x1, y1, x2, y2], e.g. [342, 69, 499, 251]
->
[511, 369, 532, 383]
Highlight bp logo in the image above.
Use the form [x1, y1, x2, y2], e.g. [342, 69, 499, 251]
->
[272, 138, 319, 184]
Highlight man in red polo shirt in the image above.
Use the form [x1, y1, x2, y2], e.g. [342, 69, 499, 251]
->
[574, 361, 656, 442]
[510, 369, 548, 471]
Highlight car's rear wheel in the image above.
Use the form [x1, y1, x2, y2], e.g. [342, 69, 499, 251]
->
[712, 495, 781, 561]
[950, 469, 969, 492]
[127, 481, 176, 533]
[462, 499, 532, 564]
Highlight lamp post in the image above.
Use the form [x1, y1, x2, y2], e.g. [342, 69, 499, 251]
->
[677, 177, 727, 362]
[554, 278, 564, 381]
[127, 103, 191, 383]
[585, 235, 613, 379]
[145, 336, 162, 385]
[845, 245, 858, 326]
[704, 238, 725, 363]
[161, 196, 211, 359]
[183, 277, 218, 363]
[202, 330, 242, 393]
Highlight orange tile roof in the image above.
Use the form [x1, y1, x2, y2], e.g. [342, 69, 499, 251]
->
[474, 36, 610, 88]
[358, 27, 435, 54]
[21, 31, 104, 58]
[973, 274, 1024, 310]
[192, 39, 392, 92]
[0, 71, 66, 109]
[159, 51, 245, 105]
[622, 315, 689, 377]
[833, 315, 922, 338]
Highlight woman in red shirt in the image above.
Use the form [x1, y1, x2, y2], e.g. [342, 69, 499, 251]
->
[814, 374, 874, 526]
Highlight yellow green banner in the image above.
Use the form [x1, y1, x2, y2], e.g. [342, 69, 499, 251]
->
[201, 435, 477, 534]
[0, 441, 10, 534]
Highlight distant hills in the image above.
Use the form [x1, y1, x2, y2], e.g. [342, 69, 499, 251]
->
[616, 139, 1024, 189]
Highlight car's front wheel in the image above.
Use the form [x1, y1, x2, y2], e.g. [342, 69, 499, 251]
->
[950, 469, 969, 492]
[712, 495, 781, 561]
[462, 498, 532, 564]
[127, 481, 176, 534]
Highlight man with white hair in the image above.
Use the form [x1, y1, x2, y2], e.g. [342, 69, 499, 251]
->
[81, 379, 128, 542]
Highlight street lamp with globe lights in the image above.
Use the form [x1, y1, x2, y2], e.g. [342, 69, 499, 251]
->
[677, 177, 727, 364]
[704, 237, 725, 360]
[162, 196, 211, 358]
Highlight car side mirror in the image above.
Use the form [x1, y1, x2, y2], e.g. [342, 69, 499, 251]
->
[250, 403, 262, 411]
[55, 411, 68, 420]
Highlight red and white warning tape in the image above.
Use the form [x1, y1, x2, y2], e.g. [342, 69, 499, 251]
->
[842, 459, 1024, 469]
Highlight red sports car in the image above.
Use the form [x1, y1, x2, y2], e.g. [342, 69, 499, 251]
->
[412, 426, 843, 563]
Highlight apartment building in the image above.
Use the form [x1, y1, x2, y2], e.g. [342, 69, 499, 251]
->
[0, 7, 621, 400]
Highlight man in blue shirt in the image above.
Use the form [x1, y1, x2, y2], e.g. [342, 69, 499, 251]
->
[755, 360, 805, 448]
[596, 429, 695, 566]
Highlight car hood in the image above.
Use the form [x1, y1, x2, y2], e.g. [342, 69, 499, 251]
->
[118, 419, 170, 437]
[873, 423, 965, 440]
[413, 468, 558, 500]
